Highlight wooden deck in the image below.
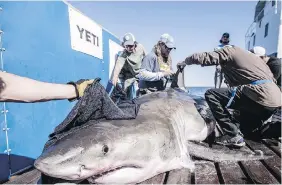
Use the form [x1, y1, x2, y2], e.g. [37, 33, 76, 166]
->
[4, 138, 281, 184]
[140, 139, 281, 184]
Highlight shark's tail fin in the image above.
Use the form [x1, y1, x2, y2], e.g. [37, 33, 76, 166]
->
[187, 141, 273, 162]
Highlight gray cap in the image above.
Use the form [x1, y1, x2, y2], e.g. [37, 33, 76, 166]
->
[160, 33, 176, 49]
[123, 33, 136, 46]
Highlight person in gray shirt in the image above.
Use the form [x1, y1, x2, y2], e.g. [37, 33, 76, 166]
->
[110, 33, 146, 99]
[137, 33, 176, 94]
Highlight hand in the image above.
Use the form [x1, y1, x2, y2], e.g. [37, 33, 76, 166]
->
[162, 70, 174, 77]
[68, 78, 100, 100]
[75, 79, 96, 98]
[177, 61, 186, 71]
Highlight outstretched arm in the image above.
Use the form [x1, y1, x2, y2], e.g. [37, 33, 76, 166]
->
[182, 46, 234, 67]
[0, 71, 92, 103]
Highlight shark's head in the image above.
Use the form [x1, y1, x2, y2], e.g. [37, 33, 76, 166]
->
[34, 119, 175, 183]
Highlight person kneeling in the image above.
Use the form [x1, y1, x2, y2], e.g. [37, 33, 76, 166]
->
[177, 45, 281, 148]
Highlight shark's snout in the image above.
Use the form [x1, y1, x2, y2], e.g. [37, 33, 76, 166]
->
[35, 159, 93, 180]
[34, 146, 93, 180]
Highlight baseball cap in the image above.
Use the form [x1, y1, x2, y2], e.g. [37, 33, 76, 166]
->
[160, 33, 176, 49]
[123, 33, 136, 46]
[250, 46, 266, 57]
[222, 32, 230, 38]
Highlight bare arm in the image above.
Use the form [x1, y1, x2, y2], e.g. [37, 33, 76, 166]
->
[0, 71, 77, 103]
[111, 53, 126, 85]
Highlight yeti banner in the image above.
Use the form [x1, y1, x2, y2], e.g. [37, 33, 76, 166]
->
[68, 6, 103, 59]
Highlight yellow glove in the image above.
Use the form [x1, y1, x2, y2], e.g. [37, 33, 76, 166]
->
[76, 79, 94, 98]
[67, 78, 100, 101]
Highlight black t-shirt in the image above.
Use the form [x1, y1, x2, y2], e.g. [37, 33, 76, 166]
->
[267, 57, 281, 88]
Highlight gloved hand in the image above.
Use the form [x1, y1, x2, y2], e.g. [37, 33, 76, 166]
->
[67, 78, 101, 101]
[177, 61, 186, 72]
[162, 70, 174, 77]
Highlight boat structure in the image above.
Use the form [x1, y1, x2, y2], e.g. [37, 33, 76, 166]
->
[0, 1, 281, 184]
[0, 1, 124, 183]
[245, 0, 282, 58]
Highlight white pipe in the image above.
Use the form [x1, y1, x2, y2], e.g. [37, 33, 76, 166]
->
[275, 0, 278, 14]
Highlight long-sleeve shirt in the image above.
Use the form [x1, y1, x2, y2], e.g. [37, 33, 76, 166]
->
[137, 51, 172, 90]
[266, 57, 281, 88]
[183, 46, 281, 108]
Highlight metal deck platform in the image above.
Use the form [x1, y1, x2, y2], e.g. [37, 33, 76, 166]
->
[3, 138, 281, 184]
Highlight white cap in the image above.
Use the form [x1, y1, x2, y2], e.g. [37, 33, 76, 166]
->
[159, 33, 176, 49]
[250, 46, 266, 57]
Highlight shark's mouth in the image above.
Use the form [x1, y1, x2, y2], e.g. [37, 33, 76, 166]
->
[90, 165, 142, 180]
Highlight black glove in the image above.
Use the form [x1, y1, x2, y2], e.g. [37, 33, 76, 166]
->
[177, 61, 186, 72]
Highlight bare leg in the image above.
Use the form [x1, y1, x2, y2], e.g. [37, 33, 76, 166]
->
[214, 69, 218, 88]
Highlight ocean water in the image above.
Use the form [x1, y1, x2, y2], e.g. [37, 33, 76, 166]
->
[186, 87, 213, 97]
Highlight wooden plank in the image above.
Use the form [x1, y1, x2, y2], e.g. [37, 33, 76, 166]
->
[240, 160, 279, 184]
[194, 161, 219, 184]
[239, 144, 279, 184]
[139, 172, 167, 184]
[218, 161, 249, 184]
[246, 140, 281, 183]
[165, 168, 191, 184]
[263, 139, 281, 157]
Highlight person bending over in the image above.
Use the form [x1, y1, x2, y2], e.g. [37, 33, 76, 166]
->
[177, 45, 281, 148]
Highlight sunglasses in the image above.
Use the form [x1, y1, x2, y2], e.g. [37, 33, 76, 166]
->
[125, 45, 135, 48]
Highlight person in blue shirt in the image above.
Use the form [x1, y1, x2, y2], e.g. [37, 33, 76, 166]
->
[137, 33, 176, 94]
[214, 32, 232, 88]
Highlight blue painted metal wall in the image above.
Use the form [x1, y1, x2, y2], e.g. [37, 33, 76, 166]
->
[0, 1, 120, 180]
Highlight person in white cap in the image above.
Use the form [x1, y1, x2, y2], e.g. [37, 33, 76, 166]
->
[137, 33, 176, 94]
[249, 46, 281, 139]
[110, 33, 146, 99]
[250, 46, 281, 89]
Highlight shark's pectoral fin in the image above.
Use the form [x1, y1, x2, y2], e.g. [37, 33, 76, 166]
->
[187, 141, 273, 162]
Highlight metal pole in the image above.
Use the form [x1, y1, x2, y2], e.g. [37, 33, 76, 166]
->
[0, 7, 12, 176]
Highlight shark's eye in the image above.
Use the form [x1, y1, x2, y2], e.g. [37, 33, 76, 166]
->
[102, 145, 109, 155]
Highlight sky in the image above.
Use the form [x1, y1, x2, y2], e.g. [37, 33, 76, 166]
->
[70, 1, 258, 87]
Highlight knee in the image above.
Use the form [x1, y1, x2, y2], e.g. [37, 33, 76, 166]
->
[205, 89, 215, 100]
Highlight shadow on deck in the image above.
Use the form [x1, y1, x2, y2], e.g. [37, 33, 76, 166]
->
[0, 154, 35, 184]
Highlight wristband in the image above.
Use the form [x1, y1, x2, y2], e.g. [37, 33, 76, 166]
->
[67, 81, 79, 102]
